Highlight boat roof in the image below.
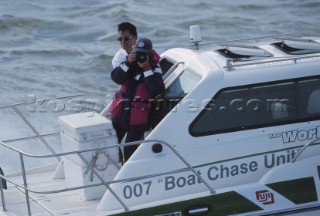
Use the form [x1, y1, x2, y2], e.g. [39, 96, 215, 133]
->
[164, 35, 320, 62]
[160, 35, 320, 90]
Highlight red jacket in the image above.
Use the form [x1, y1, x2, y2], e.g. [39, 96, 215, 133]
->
[110, 50, 165, 130]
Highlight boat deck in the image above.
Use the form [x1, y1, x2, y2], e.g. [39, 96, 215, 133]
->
[3, 167, 320, 216]
[1, 167, 105, 216]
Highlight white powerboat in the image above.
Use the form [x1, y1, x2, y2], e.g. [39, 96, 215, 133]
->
[1, 26, 320, 216]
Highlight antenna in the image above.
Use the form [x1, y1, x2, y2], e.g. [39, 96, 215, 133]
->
[190, 25, 202, 50]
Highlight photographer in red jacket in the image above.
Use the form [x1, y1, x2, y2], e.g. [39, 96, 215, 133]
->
[110, 38, 165, 163]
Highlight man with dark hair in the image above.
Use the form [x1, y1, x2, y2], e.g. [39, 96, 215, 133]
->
[112, 22, 138, 68]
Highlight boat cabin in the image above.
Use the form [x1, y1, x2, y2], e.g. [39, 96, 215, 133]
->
[96, 31, 320, 215]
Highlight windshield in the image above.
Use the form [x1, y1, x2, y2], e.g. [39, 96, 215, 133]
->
[165, 69, 201, 99]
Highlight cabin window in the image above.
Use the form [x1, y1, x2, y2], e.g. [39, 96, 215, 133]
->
[190, 82, 297, 136]
[159, 58, 174, 76]
[165, 69, 201, 99]
[297, 78, 320, 118]
[151, 69, 201, 128]
[190, 76, 320, 136]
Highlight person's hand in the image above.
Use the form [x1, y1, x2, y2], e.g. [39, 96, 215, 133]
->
[138, 55, 150, 70]
[128, 52, 136, 63]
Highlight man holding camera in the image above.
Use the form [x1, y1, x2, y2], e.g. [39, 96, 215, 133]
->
[110, 37, 165, 163]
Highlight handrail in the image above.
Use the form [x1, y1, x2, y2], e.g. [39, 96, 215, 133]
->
[201, 33, 301, 46]
[223, 54, 320, 70]
[0, 94, 107, 160]
[292, 138, 320, 163]
[1, 132, 59, 144]
[13, 106, 60, 160]
[0, 94, 107, 215]
[0, 94, 106, 110]
[0, 139, 216, 215]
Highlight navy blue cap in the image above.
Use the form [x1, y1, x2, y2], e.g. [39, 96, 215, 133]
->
[133, 38, 153, 53]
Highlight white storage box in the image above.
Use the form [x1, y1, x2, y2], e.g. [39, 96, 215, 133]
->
[58, 112, 120, 200]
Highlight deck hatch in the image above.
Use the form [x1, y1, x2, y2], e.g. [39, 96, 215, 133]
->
[216, 46, 272, 62]
[272, 40, 320, 55]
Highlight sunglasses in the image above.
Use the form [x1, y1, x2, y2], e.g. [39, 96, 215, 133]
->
[117, 36, 134, 42]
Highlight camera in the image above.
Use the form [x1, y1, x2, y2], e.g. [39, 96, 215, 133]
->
[136, 52, 148, 63]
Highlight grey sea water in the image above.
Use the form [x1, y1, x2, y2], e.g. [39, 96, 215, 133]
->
[0, 0, 320, 174]
[1, 0, 320, 105]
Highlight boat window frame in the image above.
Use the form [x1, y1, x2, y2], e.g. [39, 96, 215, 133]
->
[159, 57, 175, 76]
[150, 67, 202, 129]
[189, 75, 320, 137]
[163, 68, 202, 100]
[271, 40, 320, 55]
[215, 45, 273, 62]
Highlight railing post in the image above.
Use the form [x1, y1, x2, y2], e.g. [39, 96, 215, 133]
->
[0, 176, 6, 211]
[12, 106, 60, 161]
[77, 153, 129, 211]
[19, 153, 32, 216]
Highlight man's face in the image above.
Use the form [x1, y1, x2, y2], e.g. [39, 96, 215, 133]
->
[118, 30, 137, 54]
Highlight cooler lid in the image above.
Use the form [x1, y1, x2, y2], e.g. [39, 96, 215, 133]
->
[58, 112, 111, 134]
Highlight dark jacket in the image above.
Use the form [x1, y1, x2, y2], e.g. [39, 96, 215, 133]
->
[111, 50, 165, 131]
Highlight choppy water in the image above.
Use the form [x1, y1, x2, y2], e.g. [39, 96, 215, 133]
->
[1, 0, 320, 105]
[0, 0, 320, 173]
